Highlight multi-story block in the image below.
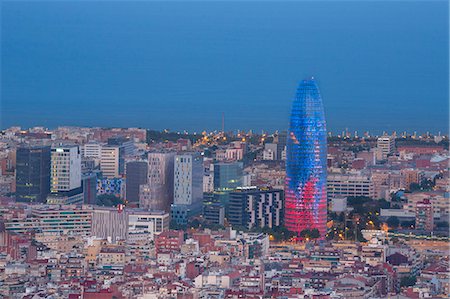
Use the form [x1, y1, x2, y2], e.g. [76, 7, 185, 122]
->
[125, 161, 148, 203]
[100, 145, 125, 178]
[228, 187, 283, 230]
[47, 145, 83, 205]
[377, 136, 395, 160]
[140, 152, 175, 211]
[15, 145, 51, 203]
[171, 153, 203, 225]
[415, 198, 434, 231]
[327, 172, 374, 199]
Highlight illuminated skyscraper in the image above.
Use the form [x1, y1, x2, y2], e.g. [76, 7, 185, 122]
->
[284, 78, 327, 238]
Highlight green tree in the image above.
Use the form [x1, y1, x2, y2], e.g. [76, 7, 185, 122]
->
[310, 228, 320, 239]
[400, 276, 417, 288]
[96, 194, 123, 207]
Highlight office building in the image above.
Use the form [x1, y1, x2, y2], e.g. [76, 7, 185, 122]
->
[140, 152, 175, 211]
[327, 173, 375, 199]
[171, 153, 203, 225]
[100, 145, 125, 178]
[15, 145, 51, 203]
[285, 78, 328, 238]
[82, 141, 103, 159]
[31, 205, 92, 237]
[82, 173, 97, 204]
[228, 187, 283, 230]
[47, 145, 83, 205]
[107, 136, 135, 157]
[203, 203, 225, 226]
[275, 131, 287, 161]
[377, 136, 395, 160]
[125, 161, 148, 203]
[263, 143, 278, 161]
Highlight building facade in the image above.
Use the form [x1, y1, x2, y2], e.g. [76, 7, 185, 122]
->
[284, 78, 328, 238]
[15, 145, 51, 203]
[228, 187, 283, 230]
[140, 152, 175, 211]
[171, 153, 203, 225]
[125, 161, 148, 203]
[327, 173, 375, 200]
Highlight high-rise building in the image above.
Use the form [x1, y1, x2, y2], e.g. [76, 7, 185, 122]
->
[228, 187, 283, 230]
[100, 145, 125, 178]
[377, 136, 395, 160]
[276, 131, 287, 160]
[50, 145, 81, 192]
[125, 161, 148, 203]
[171, 153, 203, 225]
[15, 145, 51, 203]
[285, 78, 327, 238]
[82, 173, 97, 204]
[415, 199, 434, 232]
[82, 141, 103, 159]
[107, 136, 135, 157]
[47, 145, 83, 205]
[139, 152, 175, 211]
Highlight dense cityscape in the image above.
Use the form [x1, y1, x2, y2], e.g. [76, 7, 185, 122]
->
[0, 78, 448, 299]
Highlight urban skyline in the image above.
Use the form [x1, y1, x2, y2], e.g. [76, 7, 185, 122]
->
[0, 1, 448, 298]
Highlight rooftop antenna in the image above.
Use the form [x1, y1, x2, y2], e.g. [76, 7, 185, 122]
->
[222, 112, 225, 133]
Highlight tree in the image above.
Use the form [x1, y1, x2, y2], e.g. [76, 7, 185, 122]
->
[310, 228, 320, 239]
[386, 216, 400, 229]
[400, 276, 417, 288]
[300, 229, 311, 239]
[96, 194, 123, 207]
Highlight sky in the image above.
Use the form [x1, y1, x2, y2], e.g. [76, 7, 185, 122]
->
[1, 1, 448, 134]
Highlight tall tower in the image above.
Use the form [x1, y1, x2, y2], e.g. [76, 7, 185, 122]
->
[284, 78, 327, 238]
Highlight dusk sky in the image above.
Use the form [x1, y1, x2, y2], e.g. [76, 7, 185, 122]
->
[2, 1, 448, 134]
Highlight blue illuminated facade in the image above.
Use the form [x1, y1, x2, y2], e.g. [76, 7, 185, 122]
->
[284, 78, 327, 238]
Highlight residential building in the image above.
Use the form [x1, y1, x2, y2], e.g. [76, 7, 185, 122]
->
[228, 186, 283, 230]
[377, 136, 395, 160]
[415, 199, 434, 232]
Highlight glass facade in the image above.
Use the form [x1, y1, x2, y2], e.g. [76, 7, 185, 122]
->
[16, 145, 51, 203]
[285, 78, 327, 238]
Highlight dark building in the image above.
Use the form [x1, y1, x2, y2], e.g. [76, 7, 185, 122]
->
[228, 187, 283, 230]
[82, 172, 98, 204]
[203, 203, 225, 226]
[212, 162, 243, 217]
[15, 145, 51, 203]
[125, 161, 148, 202]
[107, 136, 135, 156]
[276, 130, 287, 161]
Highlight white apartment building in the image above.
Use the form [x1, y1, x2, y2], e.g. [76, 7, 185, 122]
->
[327, 172, 374, 199]
[377, 136, 395, 160]
[100, 146, 123, 178]
[51, 145, 81, 192]
[83, 141, 103, 159]
[173, 154, 203, 206]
